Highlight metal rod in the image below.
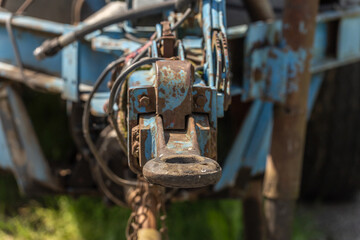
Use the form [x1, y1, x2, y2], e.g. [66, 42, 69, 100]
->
[243, 0, 275, 21]
[16, 0, 33, 15]
[0, 0, 6, 8]
[262, 0, 320, 239]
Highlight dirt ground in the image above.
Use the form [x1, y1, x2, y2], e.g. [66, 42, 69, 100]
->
[299, 193, 360, 240]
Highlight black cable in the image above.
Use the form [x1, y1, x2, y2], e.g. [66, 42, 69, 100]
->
[82, 56, 137, 187]
[34, 0, 177, 60]
[107, 8, 193, 172]
[107, 57, 164, 174]
[94, 165, 128, 208]
[84, 7, 192, 179]
[109, 6, 193, 153]
[108, 57, 164, 119]
[130, 39, 156, 64]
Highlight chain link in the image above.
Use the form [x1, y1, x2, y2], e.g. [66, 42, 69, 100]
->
[126, 179, 168, 240]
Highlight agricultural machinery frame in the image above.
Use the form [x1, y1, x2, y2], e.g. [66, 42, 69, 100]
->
[1, 0, 359, 239]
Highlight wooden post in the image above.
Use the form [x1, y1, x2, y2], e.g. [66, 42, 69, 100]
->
[243, 177, 266, 240]
[263, 0, 320, 239]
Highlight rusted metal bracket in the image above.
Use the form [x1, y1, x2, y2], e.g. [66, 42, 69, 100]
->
[128, 60, 221, 188]
[142, 115, 221, 188]
[155, 60, 192, 130]
[125, 18, 225, 188]
[159, 21, 176, 58]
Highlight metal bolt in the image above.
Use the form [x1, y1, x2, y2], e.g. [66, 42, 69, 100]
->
[195, 95, 206, 107]
[139, 96, 150, 107]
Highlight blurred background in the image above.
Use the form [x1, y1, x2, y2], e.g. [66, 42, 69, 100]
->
[0, 173, 323, 240]
[1, 74, 358, 240]
[1, 0, 360, 239]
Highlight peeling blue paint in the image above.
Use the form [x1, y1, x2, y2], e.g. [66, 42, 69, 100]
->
[158, 67, 188, 112]
[204, 89, 212, 113]
[243, 20, 310, 102]
[142, 115, 157, 161]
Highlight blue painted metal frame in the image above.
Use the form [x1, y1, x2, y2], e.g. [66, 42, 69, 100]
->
[1, 3, 360, 191]
[215, 74, 322, 191]
[215, 6, 360, 191]
[0, 116, 13, 171]
[0, 12, 140, 94]
[0, 86, 59, 193]
[62, 41, 80, 101]
[238, 6, 360, 103]
[124, 2, 229, 178]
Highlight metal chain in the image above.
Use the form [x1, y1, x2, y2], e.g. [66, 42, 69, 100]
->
[158, 194, 168, 240]
[126, 182, 145, 240]
[126, 179, 168, 240]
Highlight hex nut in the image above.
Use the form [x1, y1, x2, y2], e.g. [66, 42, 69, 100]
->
[195, 95, 206, 107]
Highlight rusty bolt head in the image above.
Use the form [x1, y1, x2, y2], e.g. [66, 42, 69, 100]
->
[195, 95, 207, 107]
[139, 96, 150, 107]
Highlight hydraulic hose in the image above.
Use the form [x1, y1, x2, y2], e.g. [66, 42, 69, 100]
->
[83, 56, 138, 187]
[33, 0, 177, 60]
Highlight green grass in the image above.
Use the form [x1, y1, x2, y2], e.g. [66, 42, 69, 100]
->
[0, 174, 322, 240]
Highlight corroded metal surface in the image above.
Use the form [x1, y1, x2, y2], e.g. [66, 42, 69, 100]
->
[159, 21, 175, 58]
[126, 180, 166, 240]
[142, 116, 221, 188]
[264, 0, 320, 202]
[263, 0, 320, 239]
[0, 62, 63, 93]
[129, 58, 222, 188]
[126, 17, 225, 188]
[155, 60, 192, 130]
